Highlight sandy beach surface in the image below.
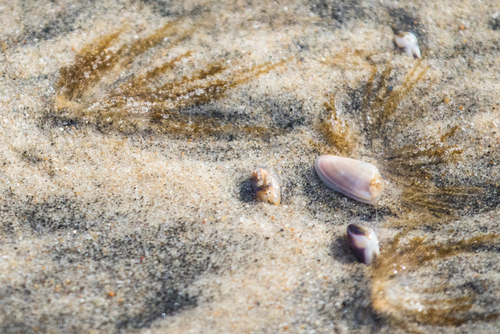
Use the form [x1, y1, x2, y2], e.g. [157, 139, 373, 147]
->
[1, 0, 500, 333]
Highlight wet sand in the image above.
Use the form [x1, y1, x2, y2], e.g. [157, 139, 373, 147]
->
[0, 0, 500, 333]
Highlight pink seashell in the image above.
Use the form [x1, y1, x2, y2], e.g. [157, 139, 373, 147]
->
[315, 155, 383, 205]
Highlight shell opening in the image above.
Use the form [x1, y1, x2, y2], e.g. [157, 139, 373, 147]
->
[369, 173, 383, 198]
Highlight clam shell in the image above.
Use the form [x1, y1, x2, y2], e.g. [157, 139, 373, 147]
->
[347, 223, 380, 264]
[251, 168, 280, 205]
[314, 155, 383, 205]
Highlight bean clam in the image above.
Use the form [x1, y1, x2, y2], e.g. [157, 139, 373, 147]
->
[251, 168, 280, 205]
[395, 31, 421, 59]
[314, 155, 383, 205]
[347, 223, 380, 264]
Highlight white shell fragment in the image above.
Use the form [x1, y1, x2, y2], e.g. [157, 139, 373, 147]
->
[347, 223, 380, 264]
[251, 168, 281, 205]
[314, 155, 383, 205]
[395, 31, 421, 59]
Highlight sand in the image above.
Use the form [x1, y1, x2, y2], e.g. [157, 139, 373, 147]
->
[0, 0, 500, 333]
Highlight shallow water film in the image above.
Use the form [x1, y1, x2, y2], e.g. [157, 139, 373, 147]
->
[1, 0, 500, 333]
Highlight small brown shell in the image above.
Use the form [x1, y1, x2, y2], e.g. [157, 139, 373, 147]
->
[251, 168, 280, 205]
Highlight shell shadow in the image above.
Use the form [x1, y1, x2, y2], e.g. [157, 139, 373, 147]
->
[329, 234, 358, 264]
[238, 177, 253, 203]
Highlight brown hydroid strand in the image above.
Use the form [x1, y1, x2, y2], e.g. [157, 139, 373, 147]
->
[149, 57, 291, 113]
[362, 65, 378, 125]
[147, 59, 292, 137]
[55, 55, 290, 138]
[121, 19, 187, 65]
[387, 126, 461, 161]
[143, 60, 229, 102]
[371, 231, 499, 327]
[321, 48, 376, 70]
[384, 126, 463, 182]
[57, 30, 123, 100]
[52, 13, 293, 139]
[417, 284, 474, 295]
[381, 212, 452, 230]
[108, 51, 193, 99]
[56, 20, 193, 103]
[319, 95, 357, 155]
[389, 126, 480, 217]
[387, 144, 462, 164]
[369, 62, 393, 121]
[401, 185, 482, 216]
[307, 138, 337, 156]
[360, 59, 430, 140]
[110, 57, 287, 110]
[375, 61, 430, 133]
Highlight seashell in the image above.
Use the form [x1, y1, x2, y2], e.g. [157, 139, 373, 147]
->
[347, 223, 380, 264]
[251, 168, 280, 205]
[314, 155, 383, 205]
[395, 31, 421, 59]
